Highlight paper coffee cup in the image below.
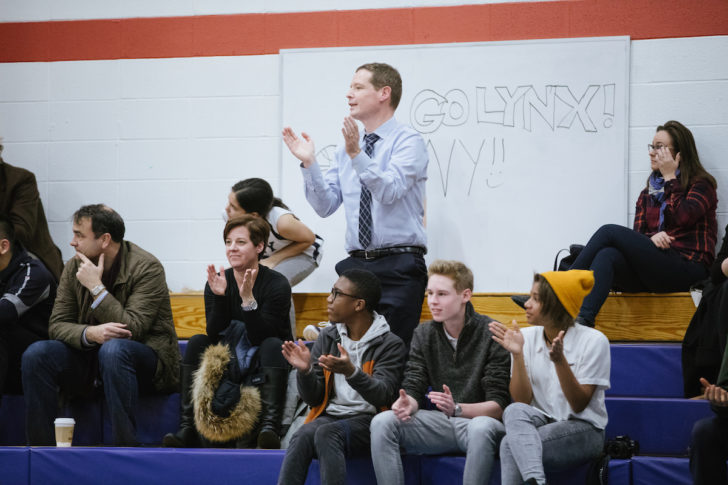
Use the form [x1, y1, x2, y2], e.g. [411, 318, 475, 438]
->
[54, 418, 75, 447]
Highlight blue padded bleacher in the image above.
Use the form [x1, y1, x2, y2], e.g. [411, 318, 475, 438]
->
[605, 397, 711, 455]
[415, 456, 631, 485]
[0, 395, 104, 446]
[631, 456, 692, 485]
[0, 447, 630, 485]
[608, 344, 683, 398]
[0, 447, 30, 484]
[0, 340, 713, 484]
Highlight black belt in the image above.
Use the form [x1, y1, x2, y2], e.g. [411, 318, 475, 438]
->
[349, 246, 426, 260]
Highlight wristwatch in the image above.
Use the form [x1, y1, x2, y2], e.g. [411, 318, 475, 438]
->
[453, 403, 463, 417]
[241, 299, 258, 311]
[91, 284, 106, 297]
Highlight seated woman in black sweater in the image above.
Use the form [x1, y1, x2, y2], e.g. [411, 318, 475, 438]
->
[164, 215, 292, 449]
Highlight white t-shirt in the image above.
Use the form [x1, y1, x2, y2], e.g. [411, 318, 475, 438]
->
[264, 206, 323, 264]
[517, 324, 610, 429]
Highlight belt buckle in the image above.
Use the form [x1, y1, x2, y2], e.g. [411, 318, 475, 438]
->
[363, 250, 377, 260]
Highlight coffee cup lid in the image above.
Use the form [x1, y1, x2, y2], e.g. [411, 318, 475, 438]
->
[54, 418, 76, 425]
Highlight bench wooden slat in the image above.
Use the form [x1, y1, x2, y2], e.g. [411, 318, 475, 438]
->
[170, 292, 695, 342]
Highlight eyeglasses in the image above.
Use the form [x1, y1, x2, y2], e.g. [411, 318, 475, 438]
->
[330, 287, 362, 300]
[647, 144, 673, 153]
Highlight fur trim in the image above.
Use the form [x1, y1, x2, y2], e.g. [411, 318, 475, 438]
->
[192, 343, 261, 443]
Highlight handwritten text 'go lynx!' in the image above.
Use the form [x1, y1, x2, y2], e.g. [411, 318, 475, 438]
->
[410, 84, 617, 134]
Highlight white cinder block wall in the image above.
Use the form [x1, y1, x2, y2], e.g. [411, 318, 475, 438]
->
[1, 2, 727, 292]
[0, 55, 282, 290]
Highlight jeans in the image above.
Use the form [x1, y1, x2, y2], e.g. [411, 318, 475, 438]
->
[499, 403, 604, 485]
[336, 252, 427, 348]
[690, 414, 728, 484]
[22, 338, 158, 446]
[370, 409, 505, 485]
[277, 413, 373, 485]
[571, 224, 708, 324]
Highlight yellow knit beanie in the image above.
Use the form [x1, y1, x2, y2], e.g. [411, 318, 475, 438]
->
[540, 270, 594, 319]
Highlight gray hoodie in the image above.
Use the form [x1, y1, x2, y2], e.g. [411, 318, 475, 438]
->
[328, 313, 390, 416]
[298, 312, 407, 422]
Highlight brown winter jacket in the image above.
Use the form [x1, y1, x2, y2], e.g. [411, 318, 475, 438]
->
[49, 241, 180, 393]
[0, 158, 64, 281]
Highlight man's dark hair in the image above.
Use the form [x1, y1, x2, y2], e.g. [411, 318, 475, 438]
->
[73, 204, 125, 243]
[356, 62, 403, 110]
[340, 269, 382, 313]
[0, 214, 15, 250]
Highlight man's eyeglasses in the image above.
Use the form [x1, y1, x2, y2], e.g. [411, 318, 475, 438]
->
[647, 144, 673, 153]
[330, 287, 362, 300]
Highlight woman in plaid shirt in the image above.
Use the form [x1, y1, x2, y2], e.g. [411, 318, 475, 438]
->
[570, 120, 717, 327]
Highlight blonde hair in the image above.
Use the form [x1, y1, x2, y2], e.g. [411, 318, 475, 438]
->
[427, 260, 473, 293]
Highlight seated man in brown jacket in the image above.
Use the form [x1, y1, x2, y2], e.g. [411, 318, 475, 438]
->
[22, 204, 180, 446]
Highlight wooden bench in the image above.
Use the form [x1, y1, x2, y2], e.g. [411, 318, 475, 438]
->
[171, 292, 696, 342]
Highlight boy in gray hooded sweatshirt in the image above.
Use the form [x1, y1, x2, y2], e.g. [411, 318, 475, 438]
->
[278, 269, 407, 485]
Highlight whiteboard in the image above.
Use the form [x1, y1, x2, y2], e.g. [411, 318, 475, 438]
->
[280, 37, 629, 292]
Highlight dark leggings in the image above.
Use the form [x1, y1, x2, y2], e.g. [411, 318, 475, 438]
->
[184, 334, 287, 368]
[691, 415, 728, 484]
[571, 224, 708, 324]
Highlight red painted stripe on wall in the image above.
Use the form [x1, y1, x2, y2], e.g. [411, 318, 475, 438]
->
[1, 0, 727, 62]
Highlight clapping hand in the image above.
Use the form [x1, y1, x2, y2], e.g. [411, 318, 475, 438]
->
[206, 265, 227, 295]
[281, 340, 312, 373]
[489, 320, 524, 355]
[548, 330, 566, 363]
[391, 389, 418, 422]
[342, 117, 361, 159]
[428, 384, 457, 416]
[238, 268, 258, 303]
[282, 127, 316, 168]
[318, 343, 355, 377]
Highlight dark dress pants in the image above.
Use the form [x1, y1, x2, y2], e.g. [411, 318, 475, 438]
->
[336, 252, 427, 348]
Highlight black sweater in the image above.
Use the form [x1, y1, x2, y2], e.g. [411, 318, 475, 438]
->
[204, 265, 292, 345]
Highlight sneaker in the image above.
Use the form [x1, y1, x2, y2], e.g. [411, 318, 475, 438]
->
[302, 322, 330, 341]
[575, 316, 594, 328]
[510, 294, 528, 309]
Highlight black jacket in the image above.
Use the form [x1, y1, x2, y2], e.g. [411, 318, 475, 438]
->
[0, 245, 56, 339]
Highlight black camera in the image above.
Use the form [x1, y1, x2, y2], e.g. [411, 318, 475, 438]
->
[605, 435, 639, 459]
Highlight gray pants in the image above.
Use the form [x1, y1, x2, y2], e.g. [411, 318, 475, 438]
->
[370, 409, 505, 485]
[272, 253, 318, 339]
[277, 413, 373, 485]
[499, 402, 605, 485]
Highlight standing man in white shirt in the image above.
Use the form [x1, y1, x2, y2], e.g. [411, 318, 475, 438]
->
[283, 62, 428, 347]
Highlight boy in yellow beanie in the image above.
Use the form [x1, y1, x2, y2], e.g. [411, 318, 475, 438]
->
[489, 270, 610, 485]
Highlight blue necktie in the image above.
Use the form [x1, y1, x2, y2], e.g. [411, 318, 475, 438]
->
[358, 133, 380, 248]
